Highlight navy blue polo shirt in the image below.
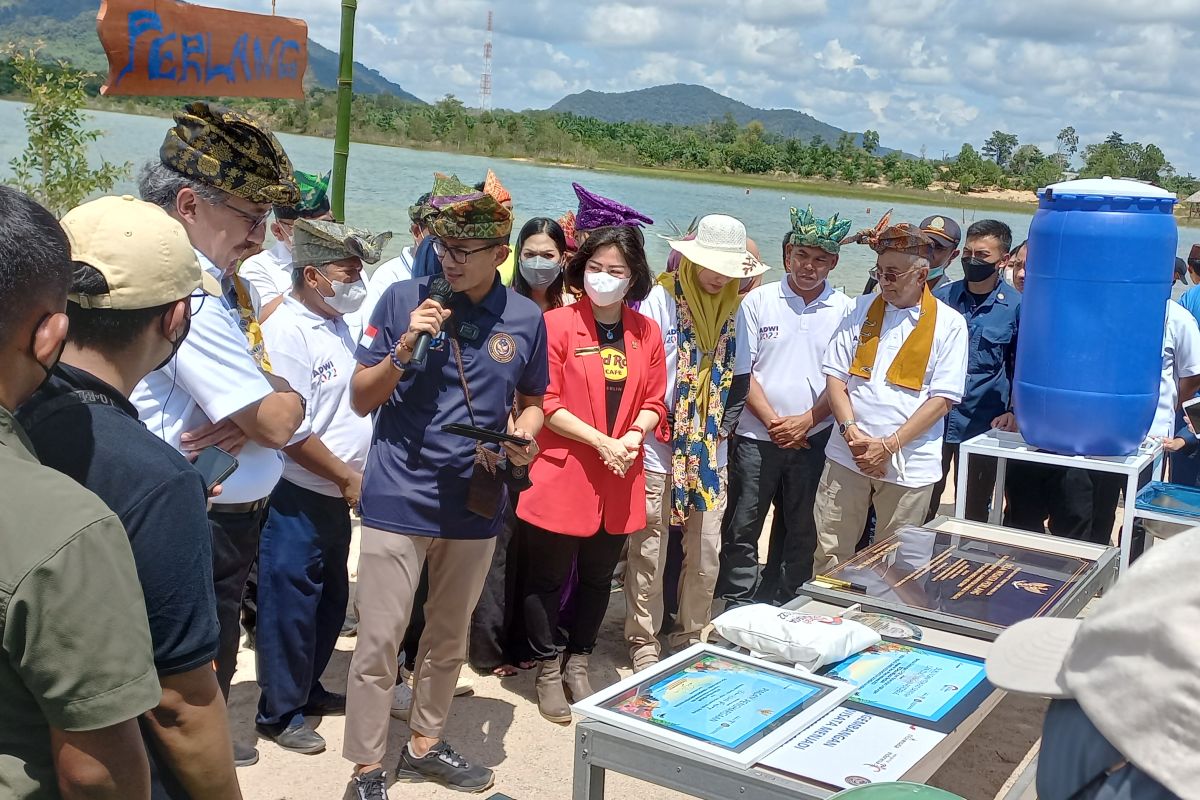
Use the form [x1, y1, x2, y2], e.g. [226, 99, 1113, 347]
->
[356, 275, 548, 539]
[934, 277, 1021, 444]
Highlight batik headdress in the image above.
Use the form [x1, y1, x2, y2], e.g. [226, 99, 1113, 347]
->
[573, 182, 654, 231]
[292, 218, 391, 267]
[787, 206, 853, 255]
[483, 169, 512, 205]
[428, 173, 513, 239]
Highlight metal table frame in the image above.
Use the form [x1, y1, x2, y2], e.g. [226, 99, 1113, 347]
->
[957, 430, 1163, 576]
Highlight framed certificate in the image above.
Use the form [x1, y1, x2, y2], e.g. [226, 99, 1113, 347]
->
[572, 644, 853, 768]
[818, 639, 992, 733]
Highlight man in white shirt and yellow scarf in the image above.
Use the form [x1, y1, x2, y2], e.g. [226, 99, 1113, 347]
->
[814, 222, 968, 574]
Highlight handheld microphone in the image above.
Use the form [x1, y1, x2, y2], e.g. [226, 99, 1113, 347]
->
[410, 276, 454, 366]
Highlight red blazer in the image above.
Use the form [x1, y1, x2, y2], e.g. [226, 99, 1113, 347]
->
[519, 302, 667, 537]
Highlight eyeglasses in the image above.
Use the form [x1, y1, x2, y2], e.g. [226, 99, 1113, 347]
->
[432, 238, 498, 265]
[868, 266, 918, 284]
[217, 201, 271, 232]
[584, 260, 631, 278]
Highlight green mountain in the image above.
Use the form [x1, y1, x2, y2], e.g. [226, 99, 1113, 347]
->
[550, 83, 871, 148]
[0, 0, 425, 103]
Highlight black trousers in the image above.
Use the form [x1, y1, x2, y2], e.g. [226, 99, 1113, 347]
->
[717, 430, 831, 606]
[927, 443, 998, 523]
[468, 505, 529, 670]
[1004, 465, 1126, 546]
[522, 526, 626, 660]
[209, 504, 268, 697]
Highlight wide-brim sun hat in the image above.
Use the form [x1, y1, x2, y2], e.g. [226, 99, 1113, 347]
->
[667, 214, 769, 279]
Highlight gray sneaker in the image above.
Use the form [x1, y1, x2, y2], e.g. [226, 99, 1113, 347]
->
[352, 768, 387, 800]
[395, 741, 494, 793]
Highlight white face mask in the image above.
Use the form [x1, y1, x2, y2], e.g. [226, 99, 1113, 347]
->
[519, 256, 562, 289]
[317, 271, 368, 314]
[584, 271, 630, 306]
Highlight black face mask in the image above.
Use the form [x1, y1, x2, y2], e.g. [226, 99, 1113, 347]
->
[28, 313, 65, 393]
[962, 256, 999, 283]
[152, 313, 191, 373]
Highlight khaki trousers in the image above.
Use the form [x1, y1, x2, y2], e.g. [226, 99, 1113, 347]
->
[342, 527, 495, 766]
[813, 459, 934, 575]
[624, 469, 726, 654]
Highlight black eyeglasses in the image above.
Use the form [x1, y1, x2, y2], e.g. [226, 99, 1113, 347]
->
[432, 238, 498, 265]
[217, 201, 271, 232]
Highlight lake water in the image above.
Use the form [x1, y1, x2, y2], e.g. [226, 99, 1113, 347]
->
[1, 100, 1191, 294]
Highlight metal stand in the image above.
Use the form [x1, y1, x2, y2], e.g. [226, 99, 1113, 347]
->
[956, 430, 1163, 576]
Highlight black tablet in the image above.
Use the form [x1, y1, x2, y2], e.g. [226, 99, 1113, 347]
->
[441, 423, 531, 447]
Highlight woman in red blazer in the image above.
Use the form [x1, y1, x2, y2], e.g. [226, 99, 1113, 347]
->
[518, 225, 667, 723]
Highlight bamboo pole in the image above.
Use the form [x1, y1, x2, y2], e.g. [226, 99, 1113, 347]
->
[332, 0, 356, 222]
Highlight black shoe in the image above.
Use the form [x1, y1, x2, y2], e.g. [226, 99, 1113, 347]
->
[234, 742, 259, 767]
[395, 741, 494, 793]
[256, 722, 326, 754]
[302, 691, 346, 717]
[352, 768, 387, 800]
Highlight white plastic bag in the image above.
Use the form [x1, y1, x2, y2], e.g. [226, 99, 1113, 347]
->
[712, 604, 881, 671]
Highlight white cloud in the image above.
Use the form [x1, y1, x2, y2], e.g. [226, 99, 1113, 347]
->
[199, 0, 1200, 173]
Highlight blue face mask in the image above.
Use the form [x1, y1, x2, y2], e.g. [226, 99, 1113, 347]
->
[928, 264, 947, 282]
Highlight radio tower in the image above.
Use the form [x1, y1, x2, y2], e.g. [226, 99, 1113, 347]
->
[479, 10, 494, 112]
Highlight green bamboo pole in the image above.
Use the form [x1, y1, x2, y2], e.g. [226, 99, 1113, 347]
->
[331, 0, 356, 222]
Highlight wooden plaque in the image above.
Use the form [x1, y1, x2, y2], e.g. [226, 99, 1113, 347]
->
[97, 0, 308, 99]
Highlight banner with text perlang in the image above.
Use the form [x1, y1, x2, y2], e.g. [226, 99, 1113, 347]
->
[97, 0, 308, 99]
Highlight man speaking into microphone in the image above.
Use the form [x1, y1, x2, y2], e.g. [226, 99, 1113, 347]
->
[343, 175, 547, 797]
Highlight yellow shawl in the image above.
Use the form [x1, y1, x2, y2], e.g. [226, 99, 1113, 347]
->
[849, 286, 936, 391]
[231, 274, 273, 373]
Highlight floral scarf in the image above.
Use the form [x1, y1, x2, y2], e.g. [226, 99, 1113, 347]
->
[667, 263, 739, 525]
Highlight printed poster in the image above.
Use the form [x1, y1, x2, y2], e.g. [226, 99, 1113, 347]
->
[760, 707, 945, 789]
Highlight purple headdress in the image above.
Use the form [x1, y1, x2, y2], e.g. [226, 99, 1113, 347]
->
[573, 182, 654, 231]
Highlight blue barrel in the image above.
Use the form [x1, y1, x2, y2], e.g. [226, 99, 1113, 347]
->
[1015, 177, 1177, 456]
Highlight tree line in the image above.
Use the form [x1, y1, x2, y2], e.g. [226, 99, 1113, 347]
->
[2, 55, 1197, 201]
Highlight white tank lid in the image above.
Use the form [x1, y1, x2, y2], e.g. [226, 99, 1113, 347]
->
[1040, 176, 1175, 199]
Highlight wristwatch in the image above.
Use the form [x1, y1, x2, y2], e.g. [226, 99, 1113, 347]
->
[838, 419, 859, 436]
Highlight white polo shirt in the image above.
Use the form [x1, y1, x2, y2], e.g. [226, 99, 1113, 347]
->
[238, 241, 291, 316]
[822, 293, 968, 488]
[734, 280, 855, 441]
[638, 284, 729, 475]
[131, 251, 283, 504]
[1152, 300, 1200, 438]
[261, 296, 373, 497]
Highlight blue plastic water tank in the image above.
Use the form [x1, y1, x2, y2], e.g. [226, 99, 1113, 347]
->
[1014, 177, 1178, 456]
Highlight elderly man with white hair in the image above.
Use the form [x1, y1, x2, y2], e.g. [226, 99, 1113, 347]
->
[813, 222, 968, 574]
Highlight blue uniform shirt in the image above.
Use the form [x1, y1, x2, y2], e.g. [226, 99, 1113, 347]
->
[1179, 284, 1200, 327]
[356, 276, 549, 539]
[934, 278, 1021, 444]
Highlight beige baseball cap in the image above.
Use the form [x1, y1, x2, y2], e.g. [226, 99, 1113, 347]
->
[61, 195, 221, 309]
[986, 528, 1200, 798]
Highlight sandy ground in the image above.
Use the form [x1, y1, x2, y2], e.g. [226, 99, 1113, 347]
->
[230, 492, 1045, 800]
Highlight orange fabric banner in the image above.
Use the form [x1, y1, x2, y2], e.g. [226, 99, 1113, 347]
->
[97, 0, 308, 99]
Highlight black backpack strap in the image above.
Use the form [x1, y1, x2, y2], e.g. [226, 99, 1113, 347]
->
[19, 389, 116, 433]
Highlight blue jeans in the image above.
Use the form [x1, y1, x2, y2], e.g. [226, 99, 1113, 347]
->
[255, 479, 351, 729]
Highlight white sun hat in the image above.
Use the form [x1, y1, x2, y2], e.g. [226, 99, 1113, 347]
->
[668, 214, 769, 279]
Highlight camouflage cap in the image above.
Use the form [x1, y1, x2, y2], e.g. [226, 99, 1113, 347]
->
[160, 101, 299, 206]
[428, 172, 513, 240]
[292, 218, 392, 268]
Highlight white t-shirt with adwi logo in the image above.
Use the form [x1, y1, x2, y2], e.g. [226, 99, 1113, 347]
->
[734, 280, 855, 442]
[260, 296, 373, 498]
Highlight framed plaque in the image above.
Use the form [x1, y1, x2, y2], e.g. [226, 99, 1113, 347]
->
[571, 644, 853, 767]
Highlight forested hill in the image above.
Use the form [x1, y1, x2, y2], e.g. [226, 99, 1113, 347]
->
[550, 83, 868, 148]
[0, 0, 426, 102]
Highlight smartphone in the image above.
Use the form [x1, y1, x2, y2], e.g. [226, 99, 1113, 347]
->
[193, 445, 239, 492]
[1185, 397, 1200, 435]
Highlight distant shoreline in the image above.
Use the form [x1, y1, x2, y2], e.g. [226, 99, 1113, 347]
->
[9, 98, 1197, 227]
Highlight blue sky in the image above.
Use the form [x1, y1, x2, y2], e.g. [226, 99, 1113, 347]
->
[221, 0, 1198, 174]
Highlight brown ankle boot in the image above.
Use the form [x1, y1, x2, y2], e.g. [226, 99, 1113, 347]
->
[535, 658, 572, 724]
[562, 654, 593, 702]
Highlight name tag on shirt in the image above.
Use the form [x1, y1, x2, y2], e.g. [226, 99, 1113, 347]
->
[574, 346, 601, 357]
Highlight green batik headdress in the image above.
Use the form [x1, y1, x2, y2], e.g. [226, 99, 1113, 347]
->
[294, 170, 331, 213]
[787, 206, 853, 255]
[428, 172, 513, 239]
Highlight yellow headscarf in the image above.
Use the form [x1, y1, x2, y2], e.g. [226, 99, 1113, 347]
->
[676, 257, 741, 425]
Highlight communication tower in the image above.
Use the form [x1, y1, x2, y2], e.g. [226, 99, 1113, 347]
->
[479, 10, 494, 112]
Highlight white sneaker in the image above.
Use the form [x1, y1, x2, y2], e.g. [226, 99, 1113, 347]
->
[390, 683, 412, 720]
[454, 673, 474, 697]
